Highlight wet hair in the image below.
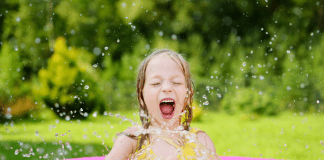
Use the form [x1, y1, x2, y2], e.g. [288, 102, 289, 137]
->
[135, 49, 194, 150]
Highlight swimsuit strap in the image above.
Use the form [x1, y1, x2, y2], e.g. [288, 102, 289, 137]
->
[160, 137, 182, 149]
[189, 127, 202, 134]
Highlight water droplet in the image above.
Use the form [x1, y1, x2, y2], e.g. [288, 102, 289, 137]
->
[305, 145, 308, 148]
[54, 103, 59, 108]
[65, 115, 70, 121]
[35, 38, 41, 44]
[13, 150, 20, 157]
[217, 94, 222, 98]
[159, 31, 163, 36]
[55, 133, 58, 137]
[23, 154, 30, 157]
[35, 131, 39, 136]
[177, 125, 184, 131]
[145, 44, 150, 50]
[203, 101, 209, 105]
[317, 100, 320, 104]
[84, 85, 89, 89]
[300, 83, 305, 89]
[131, 25, 136, 31]
[104, 46, 108, 50]
[310, 32, 314, 36]
[93, 64, 98, 68]
[70, 29, 76, 35]
[93, 47, 101, 56]
[228, 53, 231, 56]
[259, 75, 264, 80]
[202, 94, 207, 99]
[206, 86, 210, 91]
[274, 57, 278, 61]
[16, 17, 21, 22]
[22, 77, 25, 80]
[122, 2, 126, 8]
[117, 39, 120, 43]
[261, 28, 264, 31]
[287, 86, 291, 91]
[242, 62, 246, 66]
[171, 34, 177, 40]
[93, 111, 97, 117]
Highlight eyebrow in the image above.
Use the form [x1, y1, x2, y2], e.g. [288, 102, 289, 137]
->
[148, 74, 183, 79]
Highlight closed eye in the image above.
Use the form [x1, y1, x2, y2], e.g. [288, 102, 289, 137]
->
[151, 83, 160, 86]
[173, 82, 182, 85]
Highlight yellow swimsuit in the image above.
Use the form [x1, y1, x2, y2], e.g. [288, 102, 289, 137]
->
[129, 127, 214, 160]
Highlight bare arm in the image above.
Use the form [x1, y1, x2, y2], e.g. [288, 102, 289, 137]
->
[105, 127, 137, 160]
[197, 131, 222, 160]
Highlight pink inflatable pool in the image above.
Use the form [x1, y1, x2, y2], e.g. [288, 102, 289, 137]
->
[67, 156, 280, 160]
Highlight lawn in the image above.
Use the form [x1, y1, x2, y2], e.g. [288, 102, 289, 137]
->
[0, 109, 323, 160]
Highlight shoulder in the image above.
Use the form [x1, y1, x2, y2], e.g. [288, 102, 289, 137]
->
[196, 130, 216, 154]
[105, 125, 140, 159]
[121, 125, 140, 146]
[124, 125, 140, 135]
[114, 126, 140, 151]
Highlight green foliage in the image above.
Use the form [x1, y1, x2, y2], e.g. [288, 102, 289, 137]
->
[0, 42, 31, 119]
[32, 37, 101, 119]
[221, 88, 279, 115]
[1, 0, 324, 117]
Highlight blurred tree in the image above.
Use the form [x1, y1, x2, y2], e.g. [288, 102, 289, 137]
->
[32, 37, 100, 119]
[1, 0, 324, 117]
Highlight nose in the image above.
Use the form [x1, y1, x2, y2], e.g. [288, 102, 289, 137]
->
[161, 82, 172, 93]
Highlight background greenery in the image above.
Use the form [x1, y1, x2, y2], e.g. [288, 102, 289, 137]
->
[0, 0, 323, 159]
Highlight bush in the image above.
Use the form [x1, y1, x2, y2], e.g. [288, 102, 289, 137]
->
[221, 88, 279, 116]
[0, 43, 31, 120]
[32, 37, 101, 120]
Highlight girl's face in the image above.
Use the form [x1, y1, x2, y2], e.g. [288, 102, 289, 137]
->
[143, 53, 187, 128]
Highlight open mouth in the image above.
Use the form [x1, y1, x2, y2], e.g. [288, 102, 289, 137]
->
[159, 98, 175, 119]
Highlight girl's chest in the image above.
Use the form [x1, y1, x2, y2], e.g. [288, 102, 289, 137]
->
[150, 139, 180, 157]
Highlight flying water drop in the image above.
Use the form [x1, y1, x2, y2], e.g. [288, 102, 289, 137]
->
[131, 25, 136, 31]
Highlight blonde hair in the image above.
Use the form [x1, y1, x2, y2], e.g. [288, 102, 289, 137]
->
[135, 49, 194, 150]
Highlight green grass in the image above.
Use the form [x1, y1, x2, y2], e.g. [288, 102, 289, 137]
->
[0, 109, 323, 160]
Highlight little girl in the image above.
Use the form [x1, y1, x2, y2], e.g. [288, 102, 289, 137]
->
[105, 49, 221, 160]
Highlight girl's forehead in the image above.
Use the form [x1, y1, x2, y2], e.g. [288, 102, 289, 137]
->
[148, 54, 181, 68]
[145, 53, 183, 76]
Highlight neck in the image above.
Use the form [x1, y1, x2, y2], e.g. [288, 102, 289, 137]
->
[149, 118, 181, 131]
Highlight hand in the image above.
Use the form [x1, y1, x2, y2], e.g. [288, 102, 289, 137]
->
[165, 156, 178, 160]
